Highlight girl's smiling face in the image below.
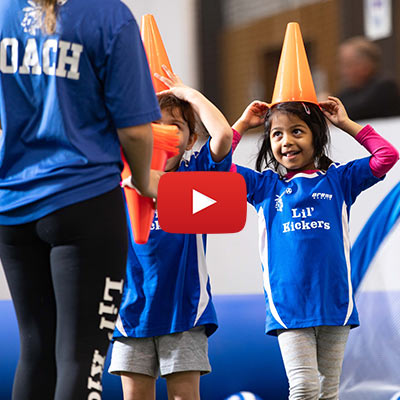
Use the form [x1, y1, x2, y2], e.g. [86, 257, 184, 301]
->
[270, 111, 316, 172]
[155, 107, 197, 172]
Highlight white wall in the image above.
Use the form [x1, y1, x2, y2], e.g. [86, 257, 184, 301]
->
[123, 0, 199, 88]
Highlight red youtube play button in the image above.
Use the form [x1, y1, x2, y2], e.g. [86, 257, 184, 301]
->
[158, 172, 247, 234]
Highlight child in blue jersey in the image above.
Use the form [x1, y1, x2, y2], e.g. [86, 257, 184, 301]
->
[232, 96, 398, 399]
[109, 66, 233, 400]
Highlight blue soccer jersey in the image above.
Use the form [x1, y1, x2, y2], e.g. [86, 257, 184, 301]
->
[114, 140, 232, 339]
[236, 157, 383, 335]
[0, 0, 161, 224]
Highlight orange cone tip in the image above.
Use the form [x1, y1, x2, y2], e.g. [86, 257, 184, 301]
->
[141, 14, 173, 93]
[270, 22, 318, 107]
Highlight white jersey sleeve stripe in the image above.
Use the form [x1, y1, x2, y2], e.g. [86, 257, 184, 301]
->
[341, 202, 354, 325]
[194, 234, 210, 325]
[258, 208, 288, 329]
[115, 314, 128, 337]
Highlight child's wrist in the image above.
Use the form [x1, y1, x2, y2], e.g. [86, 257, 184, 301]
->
[340, 118, 363, 137]
[183, 87, 200, 102]
[234, 119, 249, 135]
[172, 86, 198, 105]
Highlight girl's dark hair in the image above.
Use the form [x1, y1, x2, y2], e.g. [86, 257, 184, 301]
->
[157, 93, 196, 137]
[35, 0, 57, 34]
[255, 102, 333, 176]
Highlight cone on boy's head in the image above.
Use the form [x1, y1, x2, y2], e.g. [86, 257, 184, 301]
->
[141, 14, 173, 93]
[121, 14, 179, 244]
[121, 123, 179, 244]
[270, 22, 318, 107]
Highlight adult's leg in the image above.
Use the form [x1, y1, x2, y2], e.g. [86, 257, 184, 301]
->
[37, 187, 129, 400]
[316, 325, 350, 400]
[277, 328, 320, 400]
[0, 223, 57, 400]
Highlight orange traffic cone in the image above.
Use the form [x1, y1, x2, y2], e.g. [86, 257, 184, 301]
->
[270, 22, 318, 107]
[141, 14, 173, 93]
[120, 14, 179, 244]
[121, 123, 179, 244]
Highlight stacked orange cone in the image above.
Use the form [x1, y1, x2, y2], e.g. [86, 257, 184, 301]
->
[121, 124, 179, 244]
[140, 14, 173, 93]
[269, 22, 318, 107]
[121, 14, 179, 244]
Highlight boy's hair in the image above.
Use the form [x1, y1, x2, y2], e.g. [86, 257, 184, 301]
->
[157, 93, 197, 137]
[255, 102, 333, 175]
[35, 0, 57, 34]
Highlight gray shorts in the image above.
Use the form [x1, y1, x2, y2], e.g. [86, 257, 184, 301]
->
[108, 326, 211, 378]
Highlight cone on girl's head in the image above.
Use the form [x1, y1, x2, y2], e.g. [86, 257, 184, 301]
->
[141, 14, 173, 93]
[270, 22, 318, 107]
[121, 123, 179, 244]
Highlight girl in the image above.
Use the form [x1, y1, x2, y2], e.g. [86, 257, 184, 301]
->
[108, 67, 233, 400]
[232, 96, 398, 399]
[0, 0, 161, 399]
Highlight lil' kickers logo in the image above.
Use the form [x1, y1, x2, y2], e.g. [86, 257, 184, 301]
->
[275, 187, 332, 233]
[282, 207, 331, 233]
[275, 187, 292, 212]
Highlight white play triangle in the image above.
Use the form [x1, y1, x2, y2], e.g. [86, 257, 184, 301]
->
[192, 189, 217, 215]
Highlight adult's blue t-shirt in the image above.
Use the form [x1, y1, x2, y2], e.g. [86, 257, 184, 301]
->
[0, 0, 161, 224]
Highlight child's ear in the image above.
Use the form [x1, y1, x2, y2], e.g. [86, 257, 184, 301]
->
[186, 133, 198, 151]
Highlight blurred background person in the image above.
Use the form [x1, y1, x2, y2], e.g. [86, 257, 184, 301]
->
[337, 36, 400, 121]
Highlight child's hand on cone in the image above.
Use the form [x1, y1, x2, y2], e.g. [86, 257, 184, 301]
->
[319, 96, 363, 137]
[233, 101, 269, 135]
[154, 65, 195, 102]
[319, 96, 351, 129]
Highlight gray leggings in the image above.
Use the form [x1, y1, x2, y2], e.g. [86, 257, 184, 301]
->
[277, 326, 350, 400]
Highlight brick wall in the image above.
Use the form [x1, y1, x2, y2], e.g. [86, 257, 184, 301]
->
[219, 0, 340, 123]
[222, 0, 325, 28]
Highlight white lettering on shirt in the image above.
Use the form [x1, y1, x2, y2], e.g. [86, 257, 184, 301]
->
[151, 210, 162, 231]
[19, 38, 41, 74]
[0, 38, 18, 73]
[56, 40, 83, 80]
[42, 39, 58, 75]
[312, 192, 333, 200]
[0, 37, 83, 80]
[283, 207, 331, 233]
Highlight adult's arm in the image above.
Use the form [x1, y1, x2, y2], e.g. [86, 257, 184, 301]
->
[117, 123, 155, 197]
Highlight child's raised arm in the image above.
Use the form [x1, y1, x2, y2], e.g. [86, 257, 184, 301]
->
[232, 101, 269, 135]
[230, 101, 269, 153]
[319, 96, 363, 137]
[155, 66, 232, 162]
[320, 96, 399, 177]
